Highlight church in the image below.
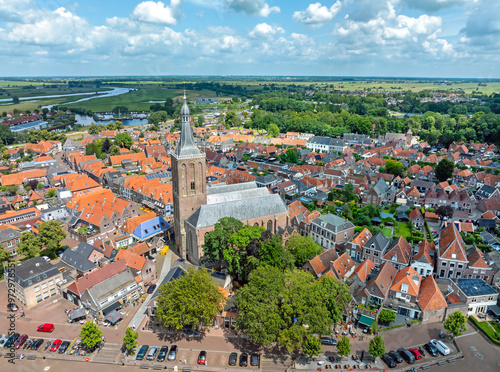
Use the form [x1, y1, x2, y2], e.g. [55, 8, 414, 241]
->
[171, 94, 289, 264]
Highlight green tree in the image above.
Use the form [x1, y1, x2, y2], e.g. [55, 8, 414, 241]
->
[235, 266, 340, 356]
[38, 220, 67, 252]
[17, 232, 43, 258]
[368, 335, 385, 359]
[46, 189, 57, 198]
[155, 267, 224, 331]
[109, 145, 121, 156]
[123, 327, 139, 355]
[0, 124, 15, 145]
[80, 321, 103, 351]
[197, 115, 205, 126]
[341, 183, 358, 203]
[280, 148, 299, 164]
[285, 234, 322, 267]
[443, 310, 467, 337]
[36, 182, 44, 190]
[319, 275, 350, 325]
[114, 132, 133, 149]
[87, 123, 100, 134]
[203, 217, 244, 270]
[337, 336, 351, 357]
[435, 159, 455, 182]
[0, 248, 12, 264]
[268, 123, 280, 137]
[384, 159, 406, 177]
[378, 309, 396, 324]
[4, 185, 18, 196]
[302, 334, 322, 358]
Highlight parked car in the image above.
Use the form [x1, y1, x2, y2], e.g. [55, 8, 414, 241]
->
[320, 336, 337, 346]
[147, 346, 159, 360]
[409, 348, 423, 360]
[167, 345, 177, 361]
[388, 350, 403, 363]
[14, 334, 28, 349]
[136, 345, 149, 360]
[31, 339, 44, 350]
[147, 284, 157, 294]
[430, 339, 450, 355]
[50, 339, 62, 352]
[229, 352, 238, 366]
[424, 342, 439, 357]
[58, 341, 70, 354]
[381, 354, 397, 368]
[397, 348, 415, 364]
[251, 353, 260, 366]
[197, 350, 207, 365]
[478, 313, 487, 319]
[37, 323, 55, 332]
[4, 333, 20, 349]
[157, 346, 168, 362]
[239, 352, 248, 367]
[7, 303, 18, 312]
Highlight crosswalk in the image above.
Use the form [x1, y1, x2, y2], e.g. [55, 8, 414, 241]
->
[92, 343, 122, 363]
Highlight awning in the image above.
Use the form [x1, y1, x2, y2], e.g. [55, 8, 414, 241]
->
[358, 314, 375, 327]
[69, 308, 86, 321]
[102, 301, 121, 315]
[103, 310, 123, 325]
[488, 304, 500, 317]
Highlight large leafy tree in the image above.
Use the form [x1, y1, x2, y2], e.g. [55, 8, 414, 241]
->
[123, 327, 139, 355]
[0, 124, 15, 145]
[337, 336, 351, 357]
[384, 159, 406, 177]
[443, 310, 467, 337]
[17, 232, 43, 258]
[435, 205, 454, 220]
[285, 234, 322, 267]
[114, 132, 133, 149]
[235, 266, 349, 357]
[341, 182, 358, 203]
[38, 220, 66, 252]
[80, 321, 103, 351]
[203, 217, 244, 270]
[155, 267, 224, 331]
[368, 335, 385, 359]
[435, 159, 455, 182]
[267, 123, 280, 137]
[319, 275, 350, 325]
[87, 123, 100, 134]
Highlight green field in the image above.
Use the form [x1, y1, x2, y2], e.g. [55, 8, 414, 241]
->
[394, 222, 411, 239]
[0, 94, 98, 114]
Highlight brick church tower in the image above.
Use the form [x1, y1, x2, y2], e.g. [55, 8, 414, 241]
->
[171, 92, 207, 260]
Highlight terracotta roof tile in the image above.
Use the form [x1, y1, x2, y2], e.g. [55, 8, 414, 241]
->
[446, 292, 463, 304]
[332, 252, 355, 279]
[349, 259, 375, 283]
[418, 275, 448, 311]
[390, 266, 421, 297]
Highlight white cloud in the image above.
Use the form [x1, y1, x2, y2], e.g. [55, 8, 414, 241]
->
[249, 23, 284, 38]
[132, 0, 182, 25]
[0, 0, 34, 22]
[400, 0, 470, 13]
[293, 1, 342, 26]
[225, 0, 280, 17]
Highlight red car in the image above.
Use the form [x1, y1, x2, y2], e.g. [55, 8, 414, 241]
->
[50, 339, 62, 352]
[37, 323, 55, 332]
[14, 334, 28, 349]
[409, 348, 423, 360]
[197, 350, 207, 365]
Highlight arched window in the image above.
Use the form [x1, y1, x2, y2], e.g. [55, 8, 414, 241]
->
[254, 223, 259, 227]
[267, 220, 273, 232]
[191, 181, 195, 192]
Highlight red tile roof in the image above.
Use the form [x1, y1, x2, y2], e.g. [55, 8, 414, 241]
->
[67, 260, 128, 296]
[390, 266, 421, 297]
[418, 275, 448, 311]
[349, 259, 375, 283]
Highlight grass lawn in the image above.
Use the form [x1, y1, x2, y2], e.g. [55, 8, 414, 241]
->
[394, 222, 411, 239]
[382, 227, 392, 238]
[470, 318, 500, 345]
[0, 94, 95, 114]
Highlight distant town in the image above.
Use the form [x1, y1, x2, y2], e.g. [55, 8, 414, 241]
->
[1, 77, 500, 371]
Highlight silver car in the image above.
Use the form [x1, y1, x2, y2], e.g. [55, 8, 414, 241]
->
[147, 346, 159, 360]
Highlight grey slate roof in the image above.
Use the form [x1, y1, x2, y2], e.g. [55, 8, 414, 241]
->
[187, 193, 288, 229]
[0, 227, 21, 243]
[61, 242, 101, 273]
[363, 232, 391, 252]
[371, 178, 389, 195]
[311, 213, 354, 233]
[255, 174, 276, 184]
[207, 183, 269, 204]
[476, 185, 496, 198]
[86, 269, 136, 303]
[12, 257, 61, 288]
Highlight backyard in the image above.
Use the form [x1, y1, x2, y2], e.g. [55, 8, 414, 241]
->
[393, 222, 411, 239]
[382, 227, 392, 238]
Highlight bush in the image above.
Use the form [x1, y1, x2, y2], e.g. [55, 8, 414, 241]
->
[469, 317, 500, 346]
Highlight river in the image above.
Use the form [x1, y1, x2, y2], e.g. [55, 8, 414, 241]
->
[41, 87, 132, 110]
[75, 114, 149, 128]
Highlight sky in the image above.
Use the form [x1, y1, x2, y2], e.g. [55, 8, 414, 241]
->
[0, 0, 499, 78]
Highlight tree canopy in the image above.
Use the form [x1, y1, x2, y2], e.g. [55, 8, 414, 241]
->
[38, 220, 67, 252]
[235, 266, 349, 357]
[435, 159, 455, 182]
[285, 234, 323, 267]
[155, 267, 225, 331]
[80, 321, 103, 351]
[368, 335, 385, 358]
[443, 310, 467, 337]
[17, 232, 42, 258]
[203, 217, 244, 270]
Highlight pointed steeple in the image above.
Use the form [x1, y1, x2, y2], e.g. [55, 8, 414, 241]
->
[175, 91, 201, 157]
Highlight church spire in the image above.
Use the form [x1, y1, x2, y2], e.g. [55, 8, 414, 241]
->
[175, 91, 201, 157]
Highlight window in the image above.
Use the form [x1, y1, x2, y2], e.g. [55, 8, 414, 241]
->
[41, 283, 47, 289]
[34, 286, 40, 293]
[7, 242, 12, 247]
[36, 294, 43, 303]
[401, 283, 409, 293]
[442, 262, 447, 267]
[450, 263, 455, 268]
[48, 280, 54, 286]
[50, 288, 56, 296]
[457, 264, 463, 269]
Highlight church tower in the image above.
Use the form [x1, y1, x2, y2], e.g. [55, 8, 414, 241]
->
[171, 92, 207, 260]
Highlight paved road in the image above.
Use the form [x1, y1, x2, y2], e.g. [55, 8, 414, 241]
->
[126, 250, 173, 331]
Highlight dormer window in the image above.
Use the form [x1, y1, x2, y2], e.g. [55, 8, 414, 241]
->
[451, 253, 457, 259]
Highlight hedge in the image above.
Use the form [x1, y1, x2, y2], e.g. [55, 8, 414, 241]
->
[469, 317, 500, 346]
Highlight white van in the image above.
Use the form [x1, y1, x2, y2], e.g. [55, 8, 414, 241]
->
[430, 339, 450, 355]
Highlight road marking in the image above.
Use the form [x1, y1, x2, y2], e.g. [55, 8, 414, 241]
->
[455, 331, 477, 339]
[44, 368, 50, 371]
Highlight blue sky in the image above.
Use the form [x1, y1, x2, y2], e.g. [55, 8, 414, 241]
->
[0, 0, 498, 78]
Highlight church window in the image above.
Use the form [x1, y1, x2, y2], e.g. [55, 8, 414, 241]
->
[191, 181, 195, 193]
